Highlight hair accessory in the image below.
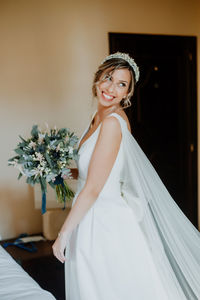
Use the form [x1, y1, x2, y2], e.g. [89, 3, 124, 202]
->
[101, 52, 140, 83]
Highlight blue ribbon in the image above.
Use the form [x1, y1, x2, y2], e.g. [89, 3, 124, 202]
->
[54, 174, 63, 185]
[41, 175, 66, 214]
[42, 191, 46, 214]
[54, 175, 66, 209]
[3, 233, 37, 253]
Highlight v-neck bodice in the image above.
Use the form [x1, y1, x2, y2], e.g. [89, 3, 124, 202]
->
[77, 110, 98, 152]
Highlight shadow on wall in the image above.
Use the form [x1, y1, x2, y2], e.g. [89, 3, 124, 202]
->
[0, 185, 42, 240]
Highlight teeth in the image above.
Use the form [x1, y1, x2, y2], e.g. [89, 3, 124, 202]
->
[103, 92, 113, 100]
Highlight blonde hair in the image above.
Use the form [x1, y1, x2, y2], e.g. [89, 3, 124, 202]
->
[92, 58, 136, 109]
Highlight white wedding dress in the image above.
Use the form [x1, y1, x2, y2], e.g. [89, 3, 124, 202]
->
[65, 112, 200, 300]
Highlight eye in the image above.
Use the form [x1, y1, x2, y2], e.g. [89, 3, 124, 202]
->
[119, 82, 126, 87]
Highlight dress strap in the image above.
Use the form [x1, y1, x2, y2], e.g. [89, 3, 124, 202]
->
[108, 112, 128, 130]
[90, 109, 97, 122]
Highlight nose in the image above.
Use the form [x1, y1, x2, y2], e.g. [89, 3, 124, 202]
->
[107, 81, 115, 93]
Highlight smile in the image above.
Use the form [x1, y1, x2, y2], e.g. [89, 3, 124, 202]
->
[102, 92, 114, 101]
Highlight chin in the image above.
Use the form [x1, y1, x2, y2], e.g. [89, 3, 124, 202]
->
[98, 98, 115, 108]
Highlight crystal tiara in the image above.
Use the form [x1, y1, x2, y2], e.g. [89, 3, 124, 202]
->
[101, 52, 140, 83]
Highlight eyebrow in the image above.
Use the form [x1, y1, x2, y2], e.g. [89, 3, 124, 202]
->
[106, 73, 128, 84]
[119, 80, 128, 83]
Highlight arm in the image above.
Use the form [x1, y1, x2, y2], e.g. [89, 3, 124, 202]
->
[52, 116, 122, 263]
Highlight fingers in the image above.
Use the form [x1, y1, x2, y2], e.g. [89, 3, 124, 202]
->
[57, 252, 66, 263]
[52, 242, 66, 263]
[53, 248, 66, 263]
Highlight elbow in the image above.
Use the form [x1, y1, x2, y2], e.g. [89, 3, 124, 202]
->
[83, 184, 101, 201]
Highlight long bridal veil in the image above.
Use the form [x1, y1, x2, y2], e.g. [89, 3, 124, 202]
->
[119, 118, 200, 299]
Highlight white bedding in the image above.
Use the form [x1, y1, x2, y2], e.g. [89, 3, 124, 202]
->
[0, 245, 56, 300]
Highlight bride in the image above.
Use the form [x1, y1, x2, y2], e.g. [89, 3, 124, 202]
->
[53, 52, 200, 299]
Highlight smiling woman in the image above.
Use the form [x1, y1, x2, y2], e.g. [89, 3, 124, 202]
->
[92, 54, 137, 109]
[97, 69, 131, 103]
[52, 52, 200, 300]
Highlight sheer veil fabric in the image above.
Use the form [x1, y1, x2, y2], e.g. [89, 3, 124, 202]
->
[113, 112, 200, 299]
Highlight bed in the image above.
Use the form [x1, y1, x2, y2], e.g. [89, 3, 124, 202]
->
[0, 245, 56, 300]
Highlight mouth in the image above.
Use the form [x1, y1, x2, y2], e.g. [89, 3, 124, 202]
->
[102, 91, 115, 101]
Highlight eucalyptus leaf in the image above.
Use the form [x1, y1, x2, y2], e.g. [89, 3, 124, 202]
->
[19, 135, 27, 143]
[31, 125, 39, 139]
[14, 148, 24, 155]
[17, 173, 23, 180]
[39, 177, 47, 192]
[44, 133, 50, 144]
[45, 152, 53, 168]
[48, 181, 56, 189]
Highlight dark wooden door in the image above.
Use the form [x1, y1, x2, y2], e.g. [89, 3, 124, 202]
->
[109, 33, 198, 227]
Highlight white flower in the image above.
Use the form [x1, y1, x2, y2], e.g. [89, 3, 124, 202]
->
[38, 133, 45, 144]
[68, 146, 73, 154]
[46, 173, 56, 182]
[32, 166, 44, 177]
[61, 168, 72, 179]
[33, 152, 44, 162]
[62, 172, 73, 180]
[28, 141, 37, 149]
[56, 144, 60, 152]
[40, 160, 46, 167]
[24, 168, 40, 177]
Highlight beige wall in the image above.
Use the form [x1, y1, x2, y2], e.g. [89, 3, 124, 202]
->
[0, 0, 199, 239]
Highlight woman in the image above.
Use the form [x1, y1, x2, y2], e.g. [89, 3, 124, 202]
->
[53, 53, 200, 299]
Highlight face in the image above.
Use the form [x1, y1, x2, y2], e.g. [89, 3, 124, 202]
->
[96, 68, 131, 108]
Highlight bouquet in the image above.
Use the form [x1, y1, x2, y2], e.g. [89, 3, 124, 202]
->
[8, 124, 79, 214]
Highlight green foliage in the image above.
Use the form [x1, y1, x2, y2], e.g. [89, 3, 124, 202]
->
[56, 181, 75, 204]
[31, 125, 39, 139]
[8, 123, 79, 207]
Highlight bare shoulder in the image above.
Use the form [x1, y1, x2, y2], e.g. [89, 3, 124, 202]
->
[101, 115, 121, 136]
[103, 115, 121, 126]
[93, 115, 122, 155]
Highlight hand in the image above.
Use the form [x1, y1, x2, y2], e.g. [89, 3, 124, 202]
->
[52, 232, 69, 263]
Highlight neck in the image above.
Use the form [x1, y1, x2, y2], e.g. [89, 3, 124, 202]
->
[97, 104, 121, 119]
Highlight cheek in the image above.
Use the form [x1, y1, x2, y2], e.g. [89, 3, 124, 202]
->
[119, 87, 129, 97]
[98, 81, 107, 91]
